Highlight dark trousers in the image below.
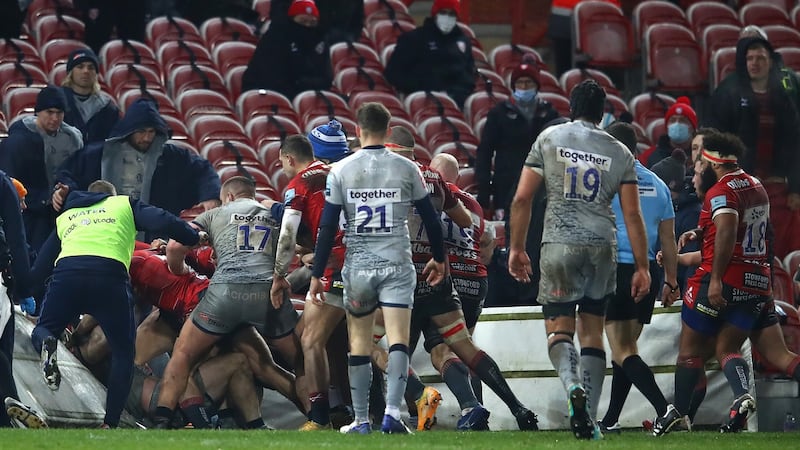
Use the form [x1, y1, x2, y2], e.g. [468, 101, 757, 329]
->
[31, 262, 135, 427]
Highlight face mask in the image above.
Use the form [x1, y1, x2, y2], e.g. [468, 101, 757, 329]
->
[435, 14, 457, 34]
[513, 88, 537, 103]
[667, 122, 691, 144]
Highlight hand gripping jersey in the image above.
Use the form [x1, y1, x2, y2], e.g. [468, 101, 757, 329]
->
[693, 170, 772, 297]
[129, 249, 210, 320]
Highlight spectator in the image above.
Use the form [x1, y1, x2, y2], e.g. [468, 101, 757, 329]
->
[384, 0, 475, 108]
[547, 0, 621, 77]
[639, 96, 697, 169]
[706, 35, 800, 259]
[271, 0, 364, 45]
[0, 0, 26, 39]
[79, 1, 147, 54]
[475, 55, 560, 220]
[54, 98, 221, 241]
[175, 0, 259, 27]
[61, 49, 121, 145]
[241, 0, 333, 99]
[0, 86, 84, 251]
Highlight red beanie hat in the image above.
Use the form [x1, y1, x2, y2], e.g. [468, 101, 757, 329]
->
[510, 54, 541, 88]
[432, 0, 461, 16]
[288, 0, 319, 18]
[664, 96, 697, 129]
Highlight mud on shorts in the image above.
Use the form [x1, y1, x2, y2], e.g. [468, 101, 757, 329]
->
[342, 263, 416, 317]
[754, 300, 780, 330]
[682, 272, 769, 336]
[191, 282, 298, 339]
[538, 242, 617, 306]
[411, 276, 465, 353]
[315, 271, 345, 310]
[606, 261, 661, 324]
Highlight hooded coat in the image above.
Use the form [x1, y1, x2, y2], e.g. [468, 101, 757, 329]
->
[61, 86, 120, 145]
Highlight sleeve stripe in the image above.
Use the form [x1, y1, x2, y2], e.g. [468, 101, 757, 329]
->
[711, 208, 738, 220]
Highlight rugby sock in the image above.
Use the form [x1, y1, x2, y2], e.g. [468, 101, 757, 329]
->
[405, 367, 426, 417]
[441, 357, 480, 410]
[179, 397, 211, 428]
[469, 350, 526, 413]
[328, 386, 344, 408]
[470, 368, 483, 403]
[308, 391, 330, 425]
[687, 371, 707, 421]
[623, 354, 668, 416]
[246, 418, 266, 429]
[154, 406, 174, 422]
[721, 353, 750, 399]
[601, 361, 631, 426]
[787, 355, 800, 381]
[386, 344, 410, 419]
[580, 347, 606, 422]
[348, 355, 372, 424]
[674, 357, 704, 416]
[548, 340, 582, 392]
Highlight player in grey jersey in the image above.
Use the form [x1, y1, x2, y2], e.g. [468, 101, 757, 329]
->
[308, 102, 447, 434]
[508, 80, 651, 440]
[153, 176, 304, 428]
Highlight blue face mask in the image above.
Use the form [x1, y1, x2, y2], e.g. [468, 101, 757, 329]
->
[513, 88, 537, 103]
[667, 122, 691, 144]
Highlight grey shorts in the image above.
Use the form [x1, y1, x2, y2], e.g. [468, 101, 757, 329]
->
[191, 282, 298, 338]
[538, 243, 617, 304]
[342, 263, 416, 316]
[125, 365, 149, 420]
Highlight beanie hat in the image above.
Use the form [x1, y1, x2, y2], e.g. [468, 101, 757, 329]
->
[606, 121, 637, 155]
[308, 120, 350, 162]
[288, 0, 319, 18]
[66, 48, 99, 73]
[10, 178, 27, 199]
[432, 0, 460, 16]
[34, 85, 67, 113]
[664, 96, 697, 129]
[652, 149, 688, 193]
[510, 53, 541, 87]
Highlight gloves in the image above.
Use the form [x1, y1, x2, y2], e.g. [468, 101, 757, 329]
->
[19, 296, 35, 315]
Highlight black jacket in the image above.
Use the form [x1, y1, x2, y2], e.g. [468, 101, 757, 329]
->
[0, 170, 33, 298]
[475, 98, 560, 211]
[270, 0, 364, 45]
[384, 17, 475, 108]
[61, 87, 120, 145]
[707, 37, 800, 194]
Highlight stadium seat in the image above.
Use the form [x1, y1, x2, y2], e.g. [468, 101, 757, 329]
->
[293, 90, 353, 127]
[2, 87, 39, 119]
[304, 116, 358, 139]
[387, 115, 424, 145]
[431, 141, 478, 168]
[349, 91, 409, 121]
[404, 91, 465, 125]
[793, 4, 800, 30]
[687, 1, 741, 38]
[413, 144, 432, 166]
[628, 92, 676, 129]
[472, 47, 492, 71]
[98, 39, 160, 78]
[0, 39, 44, 70]
[258, 141, 283, 176]
[0, 118, 8, 139]
[201, 140, 261, 168]
[646, 118, 666, 145]
[631, 121, 650, 146]
[200, 17, 258, 49]
[776, 48, 800, 72]
[25, 0, 81, 29]
[211, 41, 256, 74]
[156, 40, 214, 76]
[739, 3, 792, 28]
[161, 114, 192, 144]
[605, 93, 630, 120]
[784, 249, 800, 278]
[709, 46, 737, 90]
[475, 68, 512, 96]
[380, 44, 395, 68]
[473, 116, 487, 141]
[701, 24, 741, 65]
[270, 168, 291, 196]
[47, 63, 71, 85]
[33, 14, 84, 48]
[176, 89, 235, 122]
[0, 62, 50, 95]
[538, 92, 571, 118]
[536, 70, 565, 96]
[633, 0, 689, 46]
[363, 0, 415, 28]
[488, 44, 544, 79]
[368, 19, 416, 51]
[559, 68, 619, 97]
[329, 42, 383, 73]
[145, 16, 203, 50]
[253, 0, 272, 23]
[419, 116, 479, 155]
[774, 264, 796, 305]
[225, 65, 247, 101]
[105, 64, 165, 98]
[573, 1, 635, 68]
[168, 64, 227, 99]
[189, 115, 249, 148]
[246, 115, 303, 149]
[333, 66, 395, 97]
[40, 38, 88, 72]
[458, 22, 483, 50]
[463, 91, 508, 130]
[117, 88, 178, 117]
[456, 167, 478, 194]
[217, 165, 275, 193]
[761, 25, 800, 50]
[644, 23, 705, 92]
[237, 89, 298, 124]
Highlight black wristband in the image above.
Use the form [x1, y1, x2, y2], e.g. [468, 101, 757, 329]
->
[664, 281, 679, 293]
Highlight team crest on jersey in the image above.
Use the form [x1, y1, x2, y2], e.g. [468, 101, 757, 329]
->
[457, 41, 466, 53]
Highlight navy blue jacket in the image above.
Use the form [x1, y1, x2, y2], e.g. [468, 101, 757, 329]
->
[56, 99, 221, 226]
[32, 191, 200, 281]
[61, 87, 121, 145]
[0, 171, 33, 298]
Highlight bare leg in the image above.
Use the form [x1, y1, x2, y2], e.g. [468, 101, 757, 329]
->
[155, 320, 219, 412]
[134, 309, 178, 366]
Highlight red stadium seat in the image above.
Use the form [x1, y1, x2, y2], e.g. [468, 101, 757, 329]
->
[413, 144, 432, 166]
[156, 40, 214, 76]
[404, 91, 465, 125]
[349, 91, 409, 121]
[368, 19, 416, 51]
[633, 0, 690, 46]
[644, 24, 705, 92]
[431, 142, 478, 168]
[380, 44, 395, 68]
[458, 22, 483, 50]
[701, 24, 741, 65]
[784, 250, 800, 278]
[270, 168, 291, 196]
[538, 92, 571, 118]
[98, 39, 160, 78]
[472, 47, 491, 71]
[488, 44, 544, 79]
[739, 3, 792, 28]
[168, 64, 227, 99]
[161, 114, 192, 144]
[0, 39, 44, 70]
[628, 92, 676, 129]
[189, 115, 249, 148]
[293, 90, 353, 127]
[463, 91, 508, 130]
[456, 167, 478, 194]
[2, 87, 39, 119]
[25, 0, 81, 29]
[646, 118, 666, 145]
[175, 89, 235, 122]
[776, 48, 800, 72]
[631, 121, 650, 146]
[536, 70, 565, 96]
[217, 165, 275, 193]
[253, 0, 272, 23]
[117, 88, 178, 117]
[363, 0, 415, 28]
[774, 264, 796, 305]
[105, 64, 165, 98]
[200, 17, 258, 50]
[709, 46, 737, 90]
[475, 68, 512, 96]
[39, 38, 88, 72]
[246, 115, 303, 149]
[793, 4, 800, 30]
[419, 116, 479, 156]
[258, 141, 283, 176]
[145, 16, 203, 50]
[386, 115, 423, 145]
[573, 1, 635, 68]
[473, 116, 487, 141]
[605, 93, 629, 120]
[33, 14, 84, 48]
[201, 140, 261, 168]
[236, 89, 298, 124]
[333, 66, 395, 97]
[0, 62, 50, 95]
[225, 65, 246, 100]
[559, 68, 619, 97]
[687, 1, 741, 38]
[761, 25, 800, 50]
[329, 42, 383, 73]
[211, 41, 256, 74]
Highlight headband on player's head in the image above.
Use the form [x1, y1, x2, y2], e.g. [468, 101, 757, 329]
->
[701, 148, 738, 165]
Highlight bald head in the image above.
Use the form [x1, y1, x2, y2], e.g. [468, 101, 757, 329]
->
[430, 154, 459, 183]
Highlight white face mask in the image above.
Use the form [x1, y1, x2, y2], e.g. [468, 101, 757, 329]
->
[435, 13, 457, 34]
